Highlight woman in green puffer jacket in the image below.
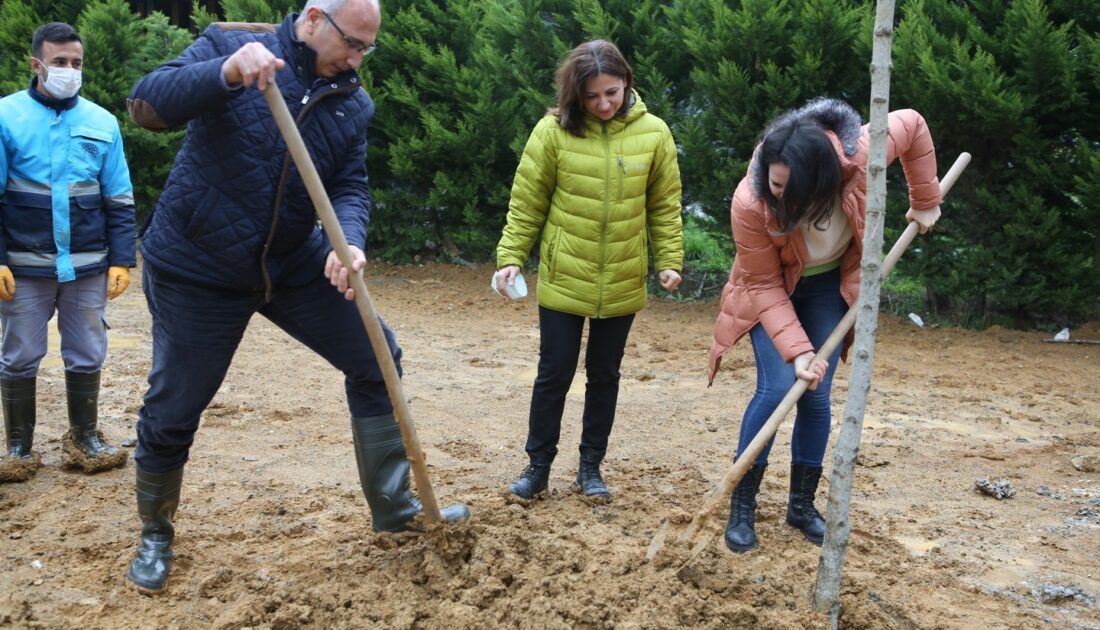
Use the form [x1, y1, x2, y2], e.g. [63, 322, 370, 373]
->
[494, 40, 684, 504]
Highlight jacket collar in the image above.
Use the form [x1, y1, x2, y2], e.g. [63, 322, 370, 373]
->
[279, 14, 318, 86]
[27, 77, 79, 112]
[584, 89, 646, 135]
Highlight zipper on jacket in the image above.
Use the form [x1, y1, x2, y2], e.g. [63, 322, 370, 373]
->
[262, 81, 360, 303]
[617, 155, 625, 201]
[597, 123, 611, 317]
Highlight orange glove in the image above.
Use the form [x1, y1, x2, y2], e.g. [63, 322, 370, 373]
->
[106, 266, 130, 300]
[0, 265, 14, 301]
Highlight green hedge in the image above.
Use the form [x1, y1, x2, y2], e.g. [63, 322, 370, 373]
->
[1, 0, 1096, 325]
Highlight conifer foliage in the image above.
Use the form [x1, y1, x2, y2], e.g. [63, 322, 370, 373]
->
[0, 0, 1095, 324]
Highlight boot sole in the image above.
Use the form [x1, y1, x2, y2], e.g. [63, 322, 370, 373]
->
[504, 486, 547, 505]
[786, 519, 824, 546]
[572, 482, 611, 504]
[127, 573, 168, 594]
[725, 537, 758, 553]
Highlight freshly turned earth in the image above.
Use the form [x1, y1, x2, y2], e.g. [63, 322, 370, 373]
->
[1, 261, 1098, 629]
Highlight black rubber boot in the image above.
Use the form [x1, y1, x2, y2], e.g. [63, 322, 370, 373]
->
[65, 371, 122, 458]
[351, 413, 471, 531]
[508, 459, 551, 500]
[2, 378, 36, 459]
[575, 449, 610, 502]
[786, 464, 827, 545]
[127, 467, 183, 592]
[724, 463, 767, 553]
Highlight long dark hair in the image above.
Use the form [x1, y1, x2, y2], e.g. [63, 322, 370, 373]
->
[550, 40, 634, 138]
[753, 99, 859, 234]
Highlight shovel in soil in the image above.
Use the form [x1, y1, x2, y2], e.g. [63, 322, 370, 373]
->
[645, 152, 971, 566]
[262, 84, 453, 528]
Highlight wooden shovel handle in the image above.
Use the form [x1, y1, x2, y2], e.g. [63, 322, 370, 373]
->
[263, 85, 443, 525]
[702, 152, 972, 519]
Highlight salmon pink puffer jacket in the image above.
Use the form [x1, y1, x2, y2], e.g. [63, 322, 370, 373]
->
[708, 105, 940, 383]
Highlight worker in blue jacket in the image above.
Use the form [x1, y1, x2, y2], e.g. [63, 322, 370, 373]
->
[124, 0, 470, 592]
[0, 22, 136, 483]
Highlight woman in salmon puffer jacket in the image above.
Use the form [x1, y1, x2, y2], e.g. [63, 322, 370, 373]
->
[708, 98, 941, 553]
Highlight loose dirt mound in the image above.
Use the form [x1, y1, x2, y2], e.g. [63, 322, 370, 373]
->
[1, 262, 1097, 628]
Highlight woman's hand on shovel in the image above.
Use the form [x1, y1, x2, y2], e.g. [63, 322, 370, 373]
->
[325, 246, 366, 301]
[794, 351, 826, 390]
[905, 204, 941, 235]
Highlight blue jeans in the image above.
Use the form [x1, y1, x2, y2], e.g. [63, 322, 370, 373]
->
[736, 268, 847, 467]
[0, 273, 108, 378]
[135, 262, 401, 473]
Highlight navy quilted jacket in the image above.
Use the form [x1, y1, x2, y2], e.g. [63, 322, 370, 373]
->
[128, 15, 373, 296]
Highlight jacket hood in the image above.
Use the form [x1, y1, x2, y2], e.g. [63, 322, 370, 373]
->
[750, 97, 862, 199]
[767, 97, 862, 156]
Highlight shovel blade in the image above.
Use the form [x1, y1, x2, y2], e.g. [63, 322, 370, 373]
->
[645, 510, 717, 567]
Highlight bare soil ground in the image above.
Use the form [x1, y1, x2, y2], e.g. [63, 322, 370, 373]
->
[1, 261, 1098, 629]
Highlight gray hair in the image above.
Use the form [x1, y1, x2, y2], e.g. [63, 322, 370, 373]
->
[295, 0, 378, 24]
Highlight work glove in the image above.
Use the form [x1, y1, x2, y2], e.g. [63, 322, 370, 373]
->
[0, 265, 14, 301]
[107, 266, 130, 300]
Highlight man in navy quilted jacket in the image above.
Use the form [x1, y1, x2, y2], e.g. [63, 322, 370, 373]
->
[0, 22, 135, 483]
[124, 0, 469, 592]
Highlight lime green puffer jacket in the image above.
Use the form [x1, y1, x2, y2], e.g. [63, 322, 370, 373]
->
[496, 93, 683, 318]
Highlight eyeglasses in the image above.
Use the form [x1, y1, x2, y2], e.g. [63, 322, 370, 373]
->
[321, 10, 376, 55]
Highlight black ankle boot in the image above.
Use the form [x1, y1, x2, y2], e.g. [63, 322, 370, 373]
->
[786, 464, 827, 545]
[351, 413, 470, 531]
[127, 467, 183, 591]
[724, 463, 767, 553]
[575, 451, 610, 502]
[508, 461, 550, 499]
[65, 371, 125, 465]
[2, 378, 36, 459]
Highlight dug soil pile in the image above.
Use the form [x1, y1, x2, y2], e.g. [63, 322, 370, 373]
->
[1, 262, 1097, 629]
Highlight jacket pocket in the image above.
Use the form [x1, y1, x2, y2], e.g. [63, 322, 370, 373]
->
[69, 126, 110, 179]
[184, 186, 219, 241]
[546, 226, 561, 283]
[0, 191, 53, 252]
[70, 195, 108, 252]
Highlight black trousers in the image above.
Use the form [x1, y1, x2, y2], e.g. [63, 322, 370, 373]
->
[524, 306, 635, 463]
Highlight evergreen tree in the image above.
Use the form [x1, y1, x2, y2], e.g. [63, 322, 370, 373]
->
[0, 0, 1094, 323]
[361, 0, 495, 260]
[0, 0, 41, 97]
[668, 0, 869, 225]
[189, 0, 220, 32]
[891, 0, 1098, 324]
[216, 0, 298, 24]
[77, 0, 147, 112]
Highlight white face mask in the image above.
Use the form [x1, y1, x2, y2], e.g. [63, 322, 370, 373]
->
[36, 62, 82, 99]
